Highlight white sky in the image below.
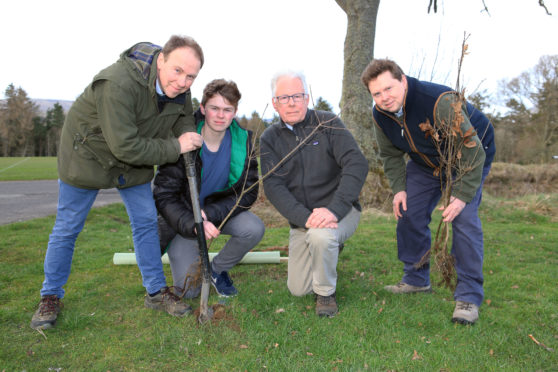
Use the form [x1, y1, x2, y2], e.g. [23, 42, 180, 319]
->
[1, 0, 557, 118]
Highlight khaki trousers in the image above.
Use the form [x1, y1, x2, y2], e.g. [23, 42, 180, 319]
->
[287, 207, 361, 297]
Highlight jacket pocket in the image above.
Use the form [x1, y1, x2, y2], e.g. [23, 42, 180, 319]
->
[73, 132, 130, 173]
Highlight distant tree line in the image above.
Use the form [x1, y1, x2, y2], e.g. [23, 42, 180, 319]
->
[3, 54, 555, 163]
[0, 87, 335, 159]
[0, 84, 64, 157]
[468, 55, 558, 164]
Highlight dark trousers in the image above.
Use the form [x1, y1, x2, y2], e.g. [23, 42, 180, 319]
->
[397, 160, 491, 306]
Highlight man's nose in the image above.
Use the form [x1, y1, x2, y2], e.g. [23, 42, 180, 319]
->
[178, 76, 189, 89]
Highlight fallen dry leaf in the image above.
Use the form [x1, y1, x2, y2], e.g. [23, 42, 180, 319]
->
[240, 344, 249, 349]
[412, 350, 422, 360]
[275, 308, 285, 313]
[307, 352, 313, 356]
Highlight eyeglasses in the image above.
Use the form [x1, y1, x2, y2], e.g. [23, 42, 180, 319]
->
[273, 93, 308, 104]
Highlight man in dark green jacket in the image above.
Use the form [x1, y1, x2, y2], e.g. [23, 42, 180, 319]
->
[31, 35, 204, 330]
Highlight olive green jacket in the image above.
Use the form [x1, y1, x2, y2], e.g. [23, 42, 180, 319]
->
[58, 42, 195, 189]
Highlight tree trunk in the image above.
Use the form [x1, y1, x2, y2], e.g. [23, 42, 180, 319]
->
[335, 0, 381, 170]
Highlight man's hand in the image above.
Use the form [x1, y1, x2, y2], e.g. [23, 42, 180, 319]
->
[392, 191, 407, 220]
[202, 220, 220, 239]
[305, 207, 338, 229]
[439, 196, 466, 222]
[196, 210, 220, 239]
[178, 132, 203, 153]
[202, 210, 220, 239]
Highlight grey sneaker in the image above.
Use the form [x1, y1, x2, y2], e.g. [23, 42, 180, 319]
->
[144, 287, 192, 317]
[452, 301, 479, 325]
[315, 293, 338, 318]
[30, 295, 63, 330]
[384, 281, 432, 294]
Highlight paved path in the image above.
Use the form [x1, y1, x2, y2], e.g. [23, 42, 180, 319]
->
[0, 180, 123, 225]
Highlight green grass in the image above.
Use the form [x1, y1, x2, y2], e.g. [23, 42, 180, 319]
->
[1, 199, 557, 371]
[0, 157, 58, 181]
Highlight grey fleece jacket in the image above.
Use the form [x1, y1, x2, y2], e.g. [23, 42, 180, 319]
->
[260, 109, 368, 228]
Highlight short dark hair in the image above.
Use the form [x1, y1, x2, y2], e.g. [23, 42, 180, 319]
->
[361, 59, 405, 91]
[161, 35, 204, 68]
[201, 79, 242, 109]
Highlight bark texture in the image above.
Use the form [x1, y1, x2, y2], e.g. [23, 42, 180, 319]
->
[335, 0, 381, 170]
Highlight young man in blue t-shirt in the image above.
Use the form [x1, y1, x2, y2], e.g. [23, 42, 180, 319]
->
[153, 79, 264, 300]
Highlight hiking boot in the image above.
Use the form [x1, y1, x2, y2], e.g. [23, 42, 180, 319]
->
[384, 281, 432, 294]
[452, 301, 479, 325]
[211, 270, 238, 297]
[315, 293, 338, 317]
[144, 287, 191, 317]
[30, 295, 63, 330]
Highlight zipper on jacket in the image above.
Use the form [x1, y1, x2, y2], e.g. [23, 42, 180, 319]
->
[292, 124, 313, 210]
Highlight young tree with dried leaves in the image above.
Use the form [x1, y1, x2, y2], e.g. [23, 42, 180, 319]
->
[361, 58, 495, 325]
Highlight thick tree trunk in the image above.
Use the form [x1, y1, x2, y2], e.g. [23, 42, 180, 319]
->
[335, 0, 381, 170]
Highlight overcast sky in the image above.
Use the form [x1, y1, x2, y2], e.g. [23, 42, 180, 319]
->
[1, 0, 557, 118]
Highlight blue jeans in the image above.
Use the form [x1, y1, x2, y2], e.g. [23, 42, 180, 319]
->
[396, 160, 491, 307]
[40, 180, 167, 298]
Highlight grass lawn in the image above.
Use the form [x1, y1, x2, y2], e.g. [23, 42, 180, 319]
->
[0, 157, 58, 181]
[1, 194, 557, 371]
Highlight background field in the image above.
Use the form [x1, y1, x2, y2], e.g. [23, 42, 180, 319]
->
[0, 158, 557, 370]
[0, 157, 58, 181]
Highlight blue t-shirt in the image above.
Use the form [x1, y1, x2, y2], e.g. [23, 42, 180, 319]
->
[199, 129, 232, 208]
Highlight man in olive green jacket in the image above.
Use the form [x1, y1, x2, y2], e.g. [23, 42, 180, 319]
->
[31, 35, 204, 330]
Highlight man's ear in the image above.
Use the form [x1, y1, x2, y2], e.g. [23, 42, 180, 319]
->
[200, 104, 206, 116]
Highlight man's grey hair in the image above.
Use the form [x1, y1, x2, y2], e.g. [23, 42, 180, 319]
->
[270, 70, 308, 97]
